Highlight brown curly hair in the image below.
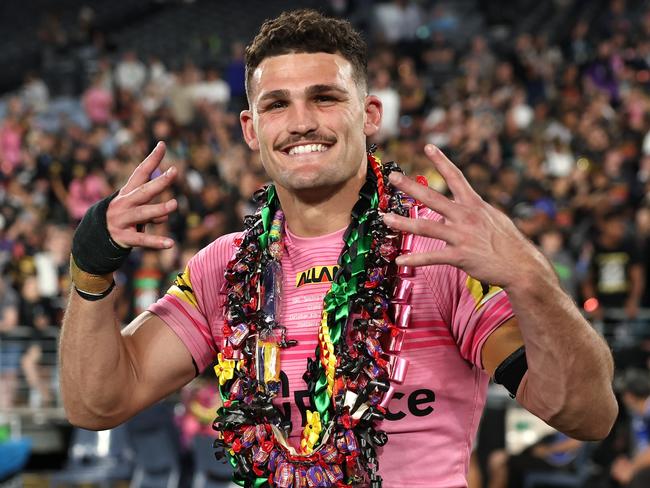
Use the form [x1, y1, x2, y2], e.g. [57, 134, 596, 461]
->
[245, 9, 368, 101]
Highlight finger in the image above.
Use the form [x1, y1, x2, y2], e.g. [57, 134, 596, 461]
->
[127, 166, 177, 205]
[382, 213, 461, 244]
[121, 141, 166, 194]
[396, 247, 458, 267]
[116, 231, 174, 249]
[423, 144, 478, 203]
[151, 215, 169, 224]
[118, 199, 177, 226]
[388, 172, 461, 220]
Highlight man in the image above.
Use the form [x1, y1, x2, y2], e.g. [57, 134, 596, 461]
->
[581, 207, 644, 321]
[0, 277, 20, 408]
[487, 431, 583, 488]
[610, 369, 650, 488]
[60, 10, 617, 487]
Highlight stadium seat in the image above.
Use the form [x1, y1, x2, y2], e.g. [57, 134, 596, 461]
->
[191, 434, 233, 488]
[126, 401, 181, 488]
[0, 438, 32, 482]
[49, 424, 133, 488]
[523, 442, 599, 488]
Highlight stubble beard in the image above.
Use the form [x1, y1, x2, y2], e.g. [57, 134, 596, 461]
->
[275, 166, 356, 204]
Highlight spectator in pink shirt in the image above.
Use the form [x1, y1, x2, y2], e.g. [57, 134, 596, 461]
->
[51, 144, 111, 222]
[82, 74, 113, 126]
[0, 97, 25, 177]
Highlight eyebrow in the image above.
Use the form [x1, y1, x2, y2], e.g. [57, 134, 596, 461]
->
[305, 84, 349, 97]
[257, 84, 349, 104]
[258, 89, 290, 104]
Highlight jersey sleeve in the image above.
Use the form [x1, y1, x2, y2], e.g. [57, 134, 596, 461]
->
[148, 233, 241, 372]
[417, 209, 515, 369]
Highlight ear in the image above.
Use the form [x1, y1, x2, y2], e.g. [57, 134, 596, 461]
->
[240, 109, 259, 151]
[363, 95, 383, 137]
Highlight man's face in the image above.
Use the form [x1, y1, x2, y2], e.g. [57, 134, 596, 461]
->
[240, 52, 381, 195]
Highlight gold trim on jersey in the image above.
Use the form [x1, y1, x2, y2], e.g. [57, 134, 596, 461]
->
[168, 266, 198, 308]
[466, 276, 502, 309]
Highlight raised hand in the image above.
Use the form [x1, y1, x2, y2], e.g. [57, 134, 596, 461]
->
[383, 144, 550, 289]
[106, 142, 178, 249]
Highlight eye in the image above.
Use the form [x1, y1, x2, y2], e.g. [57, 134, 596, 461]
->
[315, 95, 336, 103]
[267, 100, 287, 110]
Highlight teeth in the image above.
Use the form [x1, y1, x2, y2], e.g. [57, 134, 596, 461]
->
[288, 143, 328, 155]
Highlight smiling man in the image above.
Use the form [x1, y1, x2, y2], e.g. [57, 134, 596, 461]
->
[60, 9, 617, 488]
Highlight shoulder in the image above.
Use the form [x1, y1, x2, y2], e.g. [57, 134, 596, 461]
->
[188, 231, 244, 276]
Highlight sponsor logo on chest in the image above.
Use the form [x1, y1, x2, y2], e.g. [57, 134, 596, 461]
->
[295, 265, 339, 288]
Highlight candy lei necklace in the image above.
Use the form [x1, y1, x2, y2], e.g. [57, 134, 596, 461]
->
[214, 149, 421, 488]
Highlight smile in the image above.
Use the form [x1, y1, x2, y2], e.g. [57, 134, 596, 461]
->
[286, 143, 331, 156]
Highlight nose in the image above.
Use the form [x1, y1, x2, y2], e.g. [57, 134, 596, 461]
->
[286, 101, 318, 135]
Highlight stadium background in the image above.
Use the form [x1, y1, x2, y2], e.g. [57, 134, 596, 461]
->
[1, 0, 650, 487]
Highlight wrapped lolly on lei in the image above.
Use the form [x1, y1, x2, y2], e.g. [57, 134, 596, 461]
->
[213, 148, 423, 488]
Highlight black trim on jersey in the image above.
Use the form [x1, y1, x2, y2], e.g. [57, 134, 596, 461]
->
[494, 346, 527, 398]
[192, 358, 199, 377]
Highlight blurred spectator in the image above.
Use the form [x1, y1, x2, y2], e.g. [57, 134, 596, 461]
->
[0, 278, 20, 408]
[82, 74, 113, 126]
[488, 431, 582, 488]
[427, 3, 458, 35]
[372, 0, 422, 44]
[397, 57, 427, 118]
[37, 12, 67, 51]
[512, 202, 548, 241]
[133, 250, 164, 317]
[464, 35, 496, 81]
[191, 66, 230, 108]
[544, 139, 575, 178]
[141, 57, 173, 116]
[225, 41, 247, 112]
[611, 369, 650, 488]
[18, 275, 55, 407]
[581, 208, 644, 320]
[567, 19, 592, 66]
[175, 376, 220, 449]
[0, 97, 25, 178]
[169, 64, 199, 126]
[638, 206, 650, 310]
[370, 68, 400, 142]
[421, 32, 456, 87]
[21, 72, 49, 114]
[114, 51, 147, 95]
[539, 227, 578, 299]
[53, 146, 111, 222]
[585, 40, 621, 103]
[596, 0, 634, 39]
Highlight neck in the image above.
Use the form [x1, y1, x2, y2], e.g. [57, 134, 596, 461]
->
[275, 164, 367, 237]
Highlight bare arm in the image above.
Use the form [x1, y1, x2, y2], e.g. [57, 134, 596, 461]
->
[611, 447, 650, 485]
[508, 266, 616, 440]
[625, 263, 644, 318]
[631, 447, 650, 474]
[0, 303, 18, 332]
[383, 144, 617, 441]
[60, 297, 196, 429]
[530, 437, 582, 459]
[59, 142, 196, 430]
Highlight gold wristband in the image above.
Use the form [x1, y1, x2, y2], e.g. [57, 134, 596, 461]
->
[70, 255, 114, 294]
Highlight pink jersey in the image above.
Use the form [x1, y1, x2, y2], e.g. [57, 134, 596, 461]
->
[150, 208, 514, 487]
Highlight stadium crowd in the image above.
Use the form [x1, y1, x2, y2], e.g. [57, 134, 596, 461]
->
[2, 0, 650, 486]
